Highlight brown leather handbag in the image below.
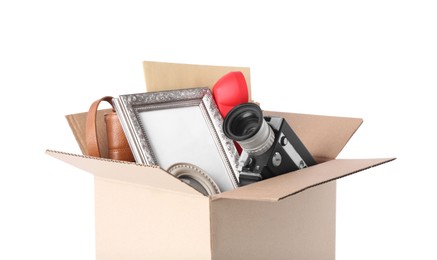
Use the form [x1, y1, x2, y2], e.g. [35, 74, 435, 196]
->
[85, 96, 135, 162]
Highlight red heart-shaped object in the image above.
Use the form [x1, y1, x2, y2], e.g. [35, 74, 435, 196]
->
[212, 71, 249, 118]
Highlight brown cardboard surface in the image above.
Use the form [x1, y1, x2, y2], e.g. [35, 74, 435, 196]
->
[213, 158, 395, 202]
[143, 61, 252, 100]
[210, 182, 336, 260]
[94, 177, 211, 259]
[46, 150, 202, 197]
[66, 108, 112, 157]
[265, 111, 363, 163]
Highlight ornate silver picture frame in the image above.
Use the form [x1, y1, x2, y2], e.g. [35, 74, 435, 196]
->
[113, 87, 240, 191]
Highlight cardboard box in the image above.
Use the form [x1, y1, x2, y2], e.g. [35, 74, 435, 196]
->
[47, 62, 394, 259]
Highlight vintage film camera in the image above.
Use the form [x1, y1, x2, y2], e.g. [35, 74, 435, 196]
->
[223, 103, 317, 186]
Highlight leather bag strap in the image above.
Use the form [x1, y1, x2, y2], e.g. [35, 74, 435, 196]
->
[85, 96, 114, 157]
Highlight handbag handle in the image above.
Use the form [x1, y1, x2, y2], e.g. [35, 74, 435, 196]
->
[85, 96, 114, 157]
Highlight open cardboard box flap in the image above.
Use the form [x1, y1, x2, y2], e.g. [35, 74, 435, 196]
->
[50, 107, 394, 202]
[47, 150, 394, 202]
[46, 150, 201, 197]
[213, 157, 394, 202]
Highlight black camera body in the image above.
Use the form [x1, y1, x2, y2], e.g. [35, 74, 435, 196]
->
[237, 116, 316, 185]
[223, 103, 316, 186]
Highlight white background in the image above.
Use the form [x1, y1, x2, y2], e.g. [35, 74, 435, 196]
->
[1, 0, 436, 259]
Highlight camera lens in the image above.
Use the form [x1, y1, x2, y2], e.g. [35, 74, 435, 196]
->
[223, 103, 274, 156]
[223, 103, 262, 141]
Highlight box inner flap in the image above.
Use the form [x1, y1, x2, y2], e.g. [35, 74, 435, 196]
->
[265, 111, 363, 162]
[46, 150, 202, 197]
[143, 61, 252, 100]
[212, 158, 395, 202]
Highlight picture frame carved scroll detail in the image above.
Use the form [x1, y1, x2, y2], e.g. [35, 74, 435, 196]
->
[113, 87, 240, 191]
